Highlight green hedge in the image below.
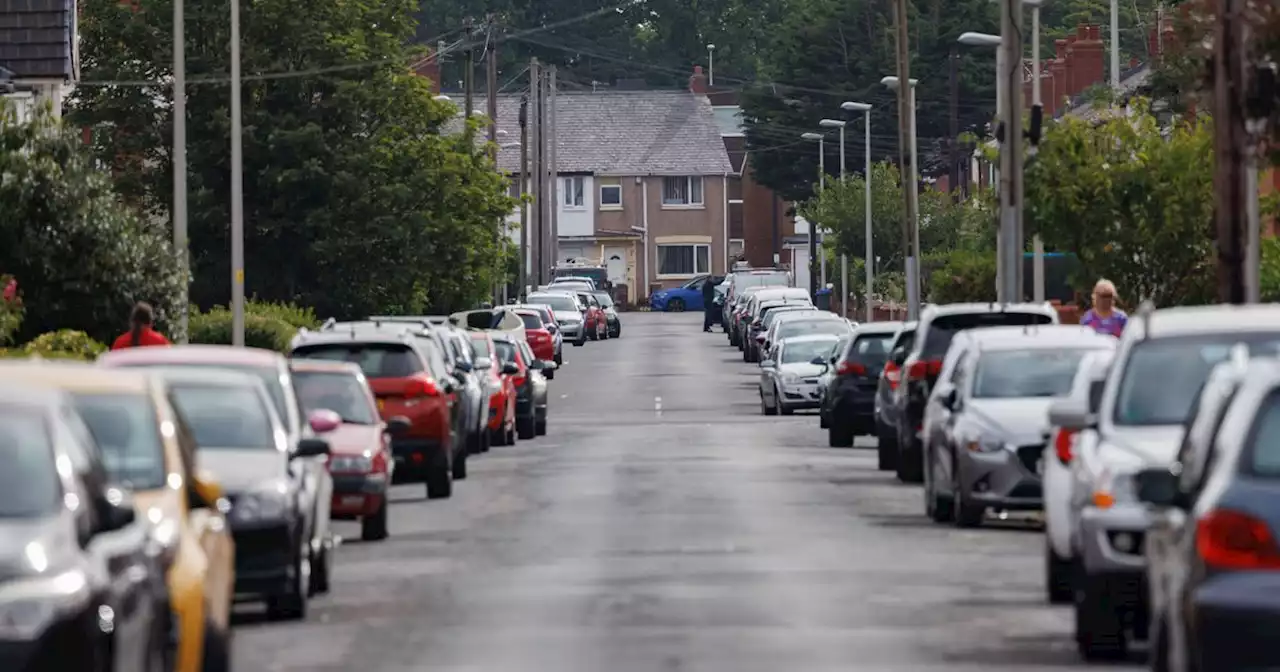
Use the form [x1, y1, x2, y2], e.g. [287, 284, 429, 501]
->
[18, 330, 108, 360]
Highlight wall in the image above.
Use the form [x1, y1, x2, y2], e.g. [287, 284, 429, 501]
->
[555, 174, 595, 237]
[643, 175, 728, 292]
[741, 160, 794, 268]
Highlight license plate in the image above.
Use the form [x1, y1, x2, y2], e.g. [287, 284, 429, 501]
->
[340, 495, 364, 507]
[1036, 457, 1045, 476]
[377, 398, 385, 410]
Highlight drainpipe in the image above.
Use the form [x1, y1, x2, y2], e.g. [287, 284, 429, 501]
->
[642, 177, 650, 302]
[722, 174, 729, 273]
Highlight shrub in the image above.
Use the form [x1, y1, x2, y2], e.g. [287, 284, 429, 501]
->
[245, 299, 320, 330]
[928, 250, 998, 305]
[0, 275, 22, 345]
[22, 330, 108, 360]
[189, 306, 298, 352]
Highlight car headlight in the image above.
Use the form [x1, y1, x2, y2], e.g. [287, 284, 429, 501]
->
[1091, 467, 1137, 509]
[782, 373, 803, 384]
[561, 316, 581, 325]
[329, 454, 373, 473]
[228, 487, 291, 523]
[965, 437, 1009, 453]
[0, 570, 92, 640]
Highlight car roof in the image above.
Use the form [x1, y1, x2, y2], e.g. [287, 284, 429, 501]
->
[292, 322, 424, 348]
[920, 302, 1057, 322]
[1125, 304, 1280, 340]
[779, 333, 842, 345]
[0, 384, 64, 411]
[138, 365, 266, 388]
[288, 359, 364, 376]
[854, 321, 906, 335]
[960, 324, 1116, 350]
[774, 311, 842, 323]
[98, 344, 284, 368]
[0, 360, 153, 394]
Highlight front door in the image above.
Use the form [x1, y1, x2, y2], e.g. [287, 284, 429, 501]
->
[603, 246, 626, 285]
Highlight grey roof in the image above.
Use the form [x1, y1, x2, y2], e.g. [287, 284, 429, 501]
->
[483, 90, 734, 176]
[1063, 65, 1151, 122]
[0, 0, 75, 80]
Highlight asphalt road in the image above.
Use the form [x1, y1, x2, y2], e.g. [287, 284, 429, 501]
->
[233, 312, 1142, 672]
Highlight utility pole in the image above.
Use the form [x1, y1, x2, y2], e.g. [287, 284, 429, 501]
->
[998, 0, 1025, 304]
[530, 58, 543, 287]
[891, 0, 913, 319]
[173, 0, 188, 342]
[486, 15, 498, 162]
[949, 49, 960, 203]
[1212, 0, 1248, 304]
[548, 66, 559, 270]
[519, 94, 529, 300]
[463, 17, 474, 130]
[229, 0, 244, 346]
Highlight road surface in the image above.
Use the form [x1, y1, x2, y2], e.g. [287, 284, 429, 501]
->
[233, 312, 1141, 672]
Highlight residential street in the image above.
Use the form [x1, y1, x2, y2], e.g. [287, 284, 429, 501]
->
[232, 312, 1140, 672]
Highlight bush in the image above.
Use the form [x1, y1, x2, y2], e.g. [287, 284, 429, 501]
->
[22, 330, 108, 360]
[244, 299, 320, 330]
[189, 305, 299, 352]
[928, 250, 998, 304]
[0, 275, 22, 345]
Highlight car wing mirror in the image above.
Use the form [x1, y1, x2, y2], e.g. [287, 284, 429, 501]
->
[501, 362, 520, 375]
[1048, 399, 1094, 431]
[307, 408, 342, 434]
[542, 360, 559, 371]
[385, 416, 412, 436]
[96, 487, 136, 533]
[455, 361, 474, 374]
[474, 357, 492, 370]
[760, 359, 776, 368]
[1134, 467, 1181, 508]
[293, 437, 331, 459]
[939, 385, 958, 411]
[528, 359, 545, 370]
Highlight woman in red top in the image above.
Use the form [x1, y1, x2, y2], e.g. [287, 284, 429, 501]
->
[110, 302, 172, 350]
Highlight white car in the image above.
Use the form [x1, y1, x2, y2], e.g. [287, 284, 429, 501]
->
[759, 334, 842, 415]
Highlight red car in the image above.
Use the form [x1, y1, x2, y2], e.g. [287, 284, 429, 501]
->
[514, 309, 556, 376]
[468, 331, 518, 445]
[291, 360, 408, 541]
[575, 291, 608, 340]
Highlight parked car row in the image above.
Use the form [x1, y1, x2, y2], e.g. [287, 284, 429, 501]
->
[0, 300, 594, 670]
[742, 300, 1280, 671]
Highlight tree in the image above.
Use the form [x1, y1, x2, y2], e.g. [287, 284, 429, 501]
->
[70, 0, 515, 319]
[0, 110, 185, 343]
[1025, 98, 1216, 306]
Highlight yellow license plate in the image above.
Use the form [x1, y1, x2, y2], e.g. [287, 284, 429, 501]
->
[377, 399, 386, 410]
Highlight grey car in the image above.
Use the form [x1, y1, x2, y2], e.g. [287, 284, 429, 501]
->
[921, 325, 1116, 527]
[529, 292, 587, 346]
[759, 334, 842, 415]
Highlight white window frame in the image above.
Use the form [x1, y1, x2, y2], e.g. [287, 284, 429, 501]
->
[657, 243, 711, 278]
[563, 176, 585, 209]
[599, 184, 622, 209]
[661, 176, 704, 207]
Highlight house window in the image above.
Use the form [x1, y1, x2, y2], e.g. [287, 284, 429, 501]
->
[599, 184, 622, 208]
[563, 177, 584, 208]
[662, 176, 704, 206]
[658, 244, 711, 276]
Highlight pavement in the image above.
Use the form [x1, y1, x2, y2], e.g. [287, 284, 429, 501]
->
[232, 312, 1143, 672]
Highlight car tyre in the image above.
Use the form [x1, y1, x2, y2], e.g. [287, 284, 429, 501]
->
[452, 448, 468, 480]
[517, 416, 536, 439]
[760, 390, 777, 416]
[876, 421, 898, 471]
[669, 298, 685, 312]
[819, 409, 830, 429]
[361, 500, 389, 541]
[1074, 573, 1129, 661]
[536, 418, 547, 436]
[427, 466, 453, 499]
[950, 466, 984, 527]
[200, 621, 232, 672]
[267, 539, 310, 620]
[1149, 611, 1172, 672]
[896, 433, 925, 484]
[1045, 541, 1074, 604]
[545, 368, 555, 380]
[828, 419, 854, 448]
[573, 337, 585, 347]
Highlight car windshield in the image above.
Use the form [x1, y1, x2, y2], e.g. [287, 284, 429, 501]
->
[781, 339, 839, 364]
[592, 293, 614, 308]
[1114, 334, 1280, 426]
[293, 371, 377, 425]
[517, 313, 543, 330]
[121, 362, 290, 428]
[777, 320, 850, 340]
[0, 408, 60, 518]
[923, 312, 1055, 357]
[972, 349, 1095, 399]
[292, 343, 423, 379]
[531, 295, 578, 311]
[71, 393, 166, 490]
[169, 384, 276, 449]
[468, 337, 491, 360]
[763, 308, 815, 328]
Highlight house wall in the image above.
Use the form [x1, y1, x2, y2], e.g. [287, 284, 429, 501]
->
[555, 175, 594, 237]
[644, 175, 727, 292]
[741, 160, 795, 268]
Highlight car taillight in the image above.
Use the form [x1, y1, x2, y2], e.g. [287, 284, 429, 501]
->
[513, 375, 526, 387]
[1054, 428, 1077, 464]
[1197, 509, 1280, 570]
[405, 376, 440, 398]
[837, 361, 866, 376]
[884, 363, 901, 390]
[906, 359, 943, 381]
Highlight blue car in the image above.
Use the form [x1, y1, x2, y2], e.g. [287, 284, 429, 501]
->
[650, 275, 724, 312]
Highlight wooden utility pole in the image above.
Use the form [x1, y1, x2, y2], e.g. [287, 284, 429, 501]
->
[530, 58, 543, 286]
[463, 18, 474, 130]
[998, 0, 1025, 303]
[890, 0, 920, 319]
[486, 15, 498, 162]
[548, 66, 559, 268]
[949, 49, 960, 203]
[1212, 0, 1249, 304]
[519, 94, 529, 298]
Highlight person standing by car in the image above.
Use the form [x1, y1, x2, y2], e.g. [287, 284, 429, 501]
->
[1080, 279, 1127, 337]
[110, 301, 171, 350]
[701, 278, 717, 332]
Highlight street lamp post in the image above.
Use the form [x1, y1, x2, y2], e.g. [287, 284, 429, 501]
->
[842, 101, 873, 322]
[820, 118, 846, 315]
[801, 132, 824, 299]
[707, 44, 716, 87]
[957, 32, 1008, 301]
[880, 77, 921, 320]
[1025, 0, 1047, 303]
[230, 0, 245, 346]
[173, 0, 188, 342]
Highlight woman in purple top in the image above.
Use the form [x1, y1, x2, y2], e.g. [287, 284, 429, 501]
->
[1080, 279, 1128, 337]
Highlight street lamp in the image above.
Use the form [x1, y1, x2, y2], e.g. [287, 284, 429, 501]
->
[230, 0, 245, 346]
[801, 132, 825, 299]
[880, 76, 922, 320]
[819, 118, 846, 305]
[842, 101, 874, 322]
[707, 44, 716, 87]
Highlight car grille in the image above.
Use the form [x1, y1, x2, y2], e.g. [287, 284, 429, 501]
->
[1016, 444, 1045, 474]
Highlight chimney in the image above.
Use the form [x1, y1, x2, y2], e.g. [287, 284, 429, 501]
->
[689, 65, 708, 95]
[1071, 24, 1106, 98]
[413, 47, 442, 95]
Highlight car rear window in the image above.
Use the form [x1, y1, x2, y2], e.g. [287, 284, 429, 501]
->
[922, 312, 1054, 357]
[1246, 390, 1280, 477]
[292, 343, 424, 379]
[846, 332, 896, 367]
[531, 294, 578, 311]
[169, 383, 276, 449]
[890, 329, 917, 363]
[777, 320, 850, 340]
[517, 313, 543, 330]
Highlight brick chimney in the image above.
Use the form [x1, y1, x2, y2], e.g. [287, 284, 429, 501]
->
[413, 47, 442, 95]
[689, 65, 708, 95]
[1049, 39, 1069, 113]
[1074, 25, 1106, 96]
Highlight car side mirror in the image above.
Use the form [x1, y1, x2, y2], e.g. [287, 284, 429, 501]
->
[384, 416, 412, 436]
[501, 362, 520, 375]
[939, 386, 959, 411]
[455, 361, 474, 374]
[541, 360, 559, 371]
[760, 359, 776, 368]
[528, 360, 545, 370]
[809, 356, 828, 367]
[474, 357, 492, 370]
[307, 409, 342, 434]
[293, 437, 331, 459]
[1134, 467, 1181, 508]
[188, 470, 225, 510]
[1048, 399, 1095, 431]
[96, 487, 136, 533]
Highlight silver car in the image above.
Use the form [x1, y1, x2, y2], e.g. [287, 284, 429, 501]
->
[528, 292, 586, 346]
[761, 312, 854, 362]
[759, 334, 842, 415]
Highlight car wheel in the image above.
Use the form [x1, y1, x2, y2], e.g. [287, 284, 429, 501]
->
[536, 418, 547, 436]
[828, 419, 854, 448]
[1074, 573, 1129, 661]
[309, 537, 332, 595]
[573, 338, 585, 347]
[545, 368, 555, 380]
[452, 448, 468, 480]
[361, 500, 390, 541]
[1149, 611, 1171, 672]
[819, 408, 830, 429]
[490, 426, 506, 447]
[760, 390, 776, 416]
[517, 416, 536, 439]
[1045, 541, 1074, 604]
[555, 351, 563, 365]
[669, 298, 685, 312]
[896, 433, 925, 484]
[267, 538, 309, 620]
[926, 453, 954, 523]
[427, 464, 453, 499]
[505, 423, 516, 445]
[951, 463, 984, 527]
[876, 421, 898, 471]
[200, 620, 232, 672]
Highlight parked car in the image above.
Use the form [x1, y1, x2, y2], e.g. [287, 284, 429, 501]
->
[572, 290, 608, 340]
[291, 360, 409, 542]
[874, 322, 917, 471]
[895, 303, 1059, 484]
[288, 323, 462, 498]
[1137, 351, 1280, 672]
[745, 301, 818, 363]
[822, 321, 903, 447]
[739, 288, 813, 353]
[1042, 349, 1115, 605]
[450, 309, 528, 342]
[98, 344, 338, 597]
[529, 292, 587, 347]
[551, 262, 611, 291]
[814, 334, 852, 429]
[468, 331, 518, 446]
[1049, 304, 1280, 661]
[759, 334, 843, 416]
[760, 311, 853, 362]
[723, 268, 792, 323]
[491, 333, 554, 438]
[592, 290, 622, 338]
[649, 275, 724, 312]
[512, 303, 564, 363]
[0, 361, 236, 672]
[727, 284, 796, 346]
[514, 308, 557, 375]
[919, 325, 1115, 527]
[0, 385, 171, 671]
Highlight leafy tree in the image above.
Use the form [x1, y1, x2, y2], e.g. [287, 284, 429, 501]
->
[0, 110, 186, 344]
[926, 249, 997, 303]
[1025, 98, 1216, 306]
[71, 0, 515, 319]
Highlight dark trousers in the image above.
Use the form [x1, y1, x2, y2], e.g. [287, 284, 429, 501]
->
[703, 307, 716, 331]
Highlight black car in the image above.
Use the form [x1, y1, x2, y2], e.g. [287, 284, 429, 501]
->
[0, 386, 169, 671]
[896, 303, 1058, 484]
[825, 321, 904, 447]
[874, 322, 917, 471]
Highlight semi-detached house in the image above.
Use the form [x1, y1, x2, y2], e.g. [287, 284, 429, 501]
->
[492, 70, 734, 304]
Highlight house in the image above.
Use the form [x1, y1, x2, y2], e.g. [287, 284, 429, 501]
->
[490, 66, 735, 303]
[0, 0, 78, 120]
